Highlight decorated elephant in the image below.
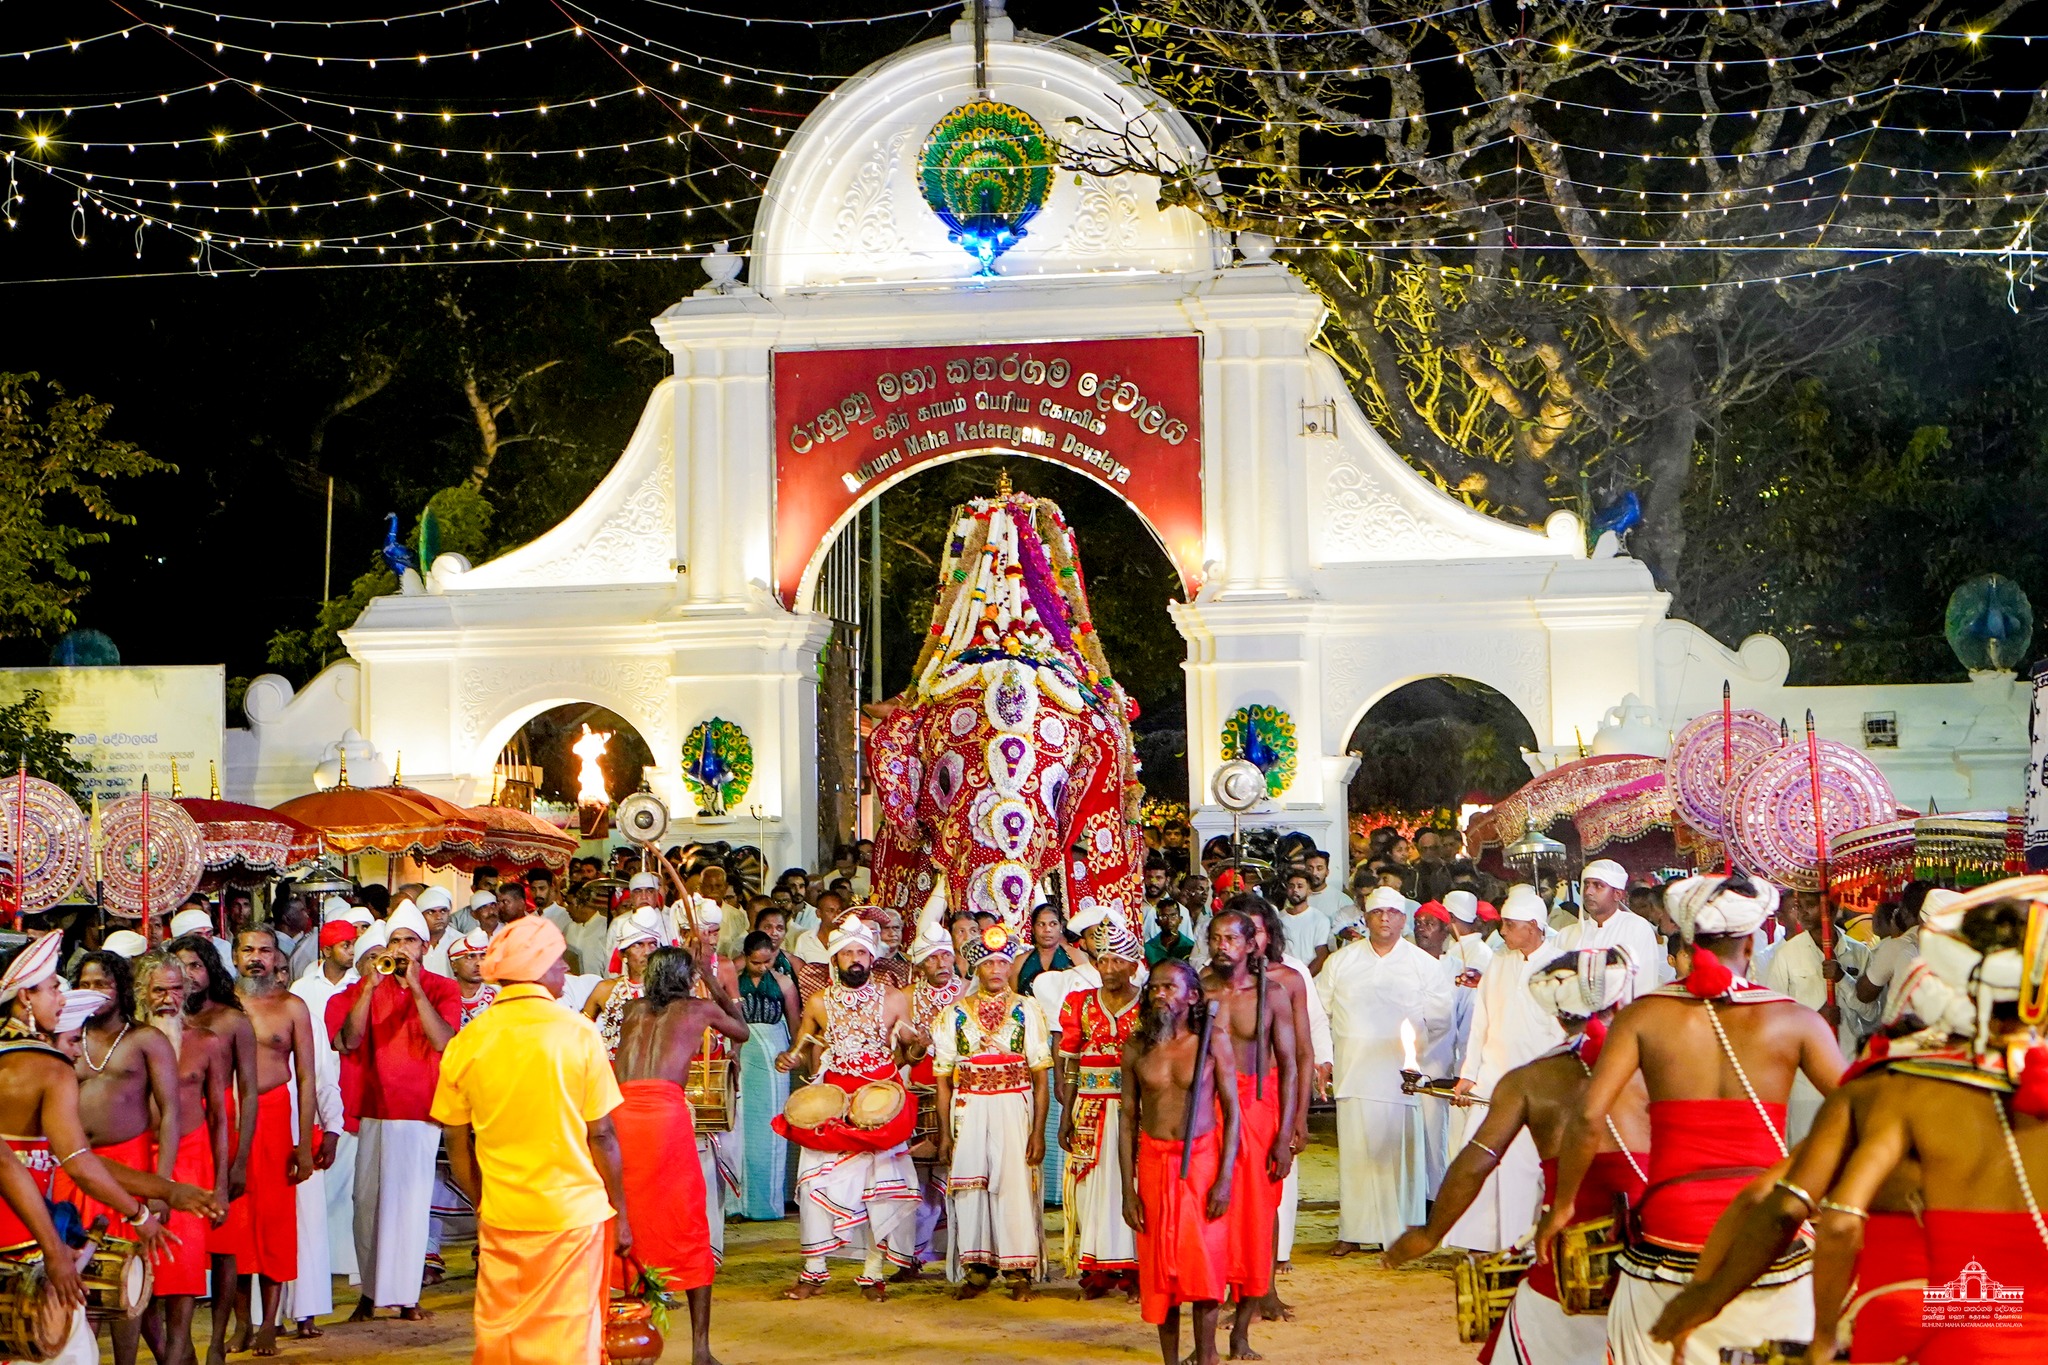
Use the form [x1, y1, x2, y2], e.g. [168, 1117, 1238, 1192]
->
[867, 487, 1145, 933]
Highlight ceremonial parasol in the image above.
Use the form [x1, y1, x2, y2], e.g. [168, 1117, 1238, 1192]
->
[1468, 754, 1664, 858]
[1667, 707, 1783, 842]
[449, 804, 578, 873]
[373, 782, 488, 862]
[274, 758, 465, 859]
[98, 785, 205, 924]
[1724, 739, 1897, 893]
[0, 769, 88, 920]
[171, 762, 322, 887]
[1572, 772, 1681, 880]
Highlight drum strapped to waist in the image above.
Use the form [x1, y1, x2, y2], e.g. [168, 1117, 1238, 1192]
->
[847, 1080, 906, 1130]
[687, 1056, 738, 1134]
[783, 1082, 849, 1130]
[908, 1084, 940, 1155]
[1556, 1214, 1621, 1315]
[0, 1252, 78, 1360]
[81, 1234, 150, 1323]
[1453, 1247, 1531, 1343]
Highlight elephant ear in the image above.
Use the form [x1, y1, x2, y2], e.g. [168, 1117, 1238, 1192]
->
[868, 706, 925, 825]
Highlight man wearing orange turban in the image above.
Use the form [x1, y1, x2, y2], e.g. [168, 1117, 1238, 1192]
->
[432, 918, 628, 1365]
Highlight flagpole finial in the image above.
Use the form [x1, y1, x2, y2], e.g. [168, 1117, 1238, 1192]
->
[170, 760, 182, 799]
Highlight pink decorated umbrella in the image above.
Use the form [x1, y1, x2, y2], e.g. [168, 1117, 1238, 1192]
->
[175, 797, 324, 889]
[1470, 754, 1665, 854]
[1572, 772, 1682, 880]
[434, 804, 579, 874]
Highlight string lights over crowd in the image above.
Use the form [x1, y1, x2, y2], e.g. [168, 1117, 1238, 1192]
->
[0, 0, 2042, 290]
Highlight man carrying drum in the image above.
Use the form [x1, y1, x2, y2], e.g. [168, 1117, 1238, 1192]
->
[0, 934, 215, 1365]
[610, 944, 748, 1365]
[1384, 947, 1651, 1365]
[774, 912, 924, 1301]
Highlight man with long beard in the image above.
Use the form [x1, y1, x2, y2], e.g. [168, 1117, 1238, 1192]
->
[934, 924, 1053, 1300]
[208, 929, 317, 1360]
[1537, 871, 1842, 1365]
[775, 913, 923, 1299]
[61, 951, 182, 1365]
[137, 952, 235, 1365]
[1057, 912, 1144, 1301]
[1200, 907, 1297, 1360]
[1121, 958, 1241, 1365]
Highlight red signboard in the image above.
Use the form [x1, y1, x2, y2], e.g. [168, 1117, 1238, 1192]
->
[772, 336, 1203, 607]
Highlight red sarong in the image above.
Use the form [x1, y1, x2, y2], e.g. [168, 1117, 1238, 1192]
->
[1225, 1070, 1280, 1298]
[207, 1086, 298, 1281]
[156, 1126, 214, 1296]
[1640, 1098, 1787, 1248]
[1916, 1209, 2046, 1365]
[607, 1079, 715, 1293]
[1527, 1149, 1649, 1299]
[1136, 1129, 1230, 1325]
[51, 1130, 155, 1241]
[1847, 1210, 1928, 1363]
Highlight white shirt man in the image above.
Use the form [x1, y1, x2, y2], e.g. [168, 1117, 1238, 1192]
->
[1553, 861, 1664, 1003]
[1444, 885, 1564, 1252]
[541, 892, 614, 979]
[1304, 850, 1353, 919]
[1318, 888, 1456, 1253]
[1278, 870, 1334, 970]
[290, 920, 363, 1293]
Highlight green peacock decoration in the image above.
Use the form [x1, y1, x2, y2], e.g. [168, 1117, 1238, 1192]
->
[682, 718, 754, 816]
[1220, 705, 1298, 798]
[917, 100, 1054, 275]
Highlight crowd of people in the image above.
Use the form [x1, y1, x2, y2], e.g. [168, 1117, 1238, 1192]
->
[0, 826, 2037, 1365]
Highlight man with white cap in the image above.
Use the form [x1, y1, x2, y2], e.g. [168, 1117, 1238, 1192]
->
[102, 929, 149, 961]
[330, 899, 461, 1323]
[1442, 884, 1563, 1253]
[0, 934, 191, 1365]
[584, 908, 670, 1057]
[453, 889, 500, 938]
[1539, 869, 1843, 1365]
[775, 912, 924, 1301]
[1555, 860, 1664, 1004]
[413, 888, 460, 977]
[1319, 886, 1455, 1256]
[292, 917, 361, 1303]
[169, 903, 238, 983]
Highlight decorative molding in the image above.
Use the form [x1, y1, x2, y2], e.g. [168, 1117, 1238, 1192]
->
[511, 432, 676, 586]
[457, 655, 675, 760]
[1319, 457, 1470, 562]
[829, 128, 916, 267]
[1321, 633, 1550, 745]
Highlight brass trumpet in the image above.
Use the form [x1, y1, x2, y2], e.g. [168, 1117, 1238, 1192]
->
[372, 952, 410, 977]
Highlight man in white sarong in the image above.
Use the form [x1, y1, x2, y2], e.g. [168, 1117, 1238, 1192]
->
[1319, 887, 1454, 1254]
[1539, 871, 1843, 1365]
[935, 925, 1052, 1298]
[1554, 860, 1665, 1003]
[283, 919, 357, 1331]
[1445, 885, 1563, 1252]
[776, 913, 924, 1300]
[1757, 889, 1871, 1143]
[903, 904, 967, 1270]
[1054, 913, 1142, 1297]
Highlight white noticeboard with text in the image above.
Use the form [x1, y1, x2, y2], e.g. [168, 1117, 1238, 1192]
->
[0, 666, 226, 800]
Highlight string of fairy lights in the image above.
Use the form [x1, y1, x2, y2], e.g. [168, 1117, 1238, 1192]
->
[0, 1, 2042, 291]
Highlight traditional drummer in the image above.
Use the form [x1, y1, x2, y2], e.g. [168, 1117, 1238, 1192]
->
[774, 912, 924, 1300]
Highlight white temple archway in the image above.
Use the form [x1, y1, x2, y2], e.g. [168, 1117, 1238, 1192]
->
[238, 4, 1696, 875]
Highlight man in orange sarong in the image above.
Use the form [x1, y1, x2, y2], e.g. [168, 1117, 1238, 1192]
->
[1121, 959, 1241, 1365]
[1199, 904, 1296, 1362]
[433, 918, 628, 1365]
[609, 943, 748, 1364]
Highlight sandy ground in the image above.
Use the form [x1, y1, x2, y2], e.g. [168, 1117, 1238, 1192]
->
[109, 1127, 1476, 1364]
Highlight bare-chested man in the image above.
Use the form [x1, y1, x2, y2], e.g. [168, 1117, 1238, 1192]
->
[65, 952, 183, 1365]
[1245, 898, 1319, 1319]
[1201, 902, 1296, 1361]
[203, 929, 316, 1361]
[0, 936, 201, 1365]
[1120, 958, 1240, 1365]
[1536, 872, 1843, 1365]
[1385, 947, 1652, 1365]
[168, 930, 258, 1353]
[140, 952, 235, 1365]
[611, 944, 749, 1365]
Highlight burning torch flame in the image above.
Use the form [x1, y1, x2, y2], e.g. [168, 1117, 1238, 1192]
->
[1399, 1018, 1419, 1072]
[571, 724, 613, 807]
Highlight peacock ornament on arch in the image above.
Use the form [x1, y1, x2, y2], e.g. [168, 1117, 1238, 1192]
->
[866, 482, 1144, 936]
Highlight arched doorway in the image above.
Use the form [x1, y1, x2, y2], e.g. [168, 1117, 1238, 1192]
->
[808, 451, 1190, 855]
[492, 702, 656, 824]
[1343, 677, 1538, 877]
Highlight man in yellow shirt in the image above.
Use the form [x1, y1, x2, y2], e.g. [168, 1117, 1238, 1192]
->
[431, 917, 630, 1365]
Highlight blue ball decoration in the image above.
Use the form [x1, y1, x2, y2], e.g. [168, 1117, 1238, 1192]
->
[48, 629, 120, 666]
